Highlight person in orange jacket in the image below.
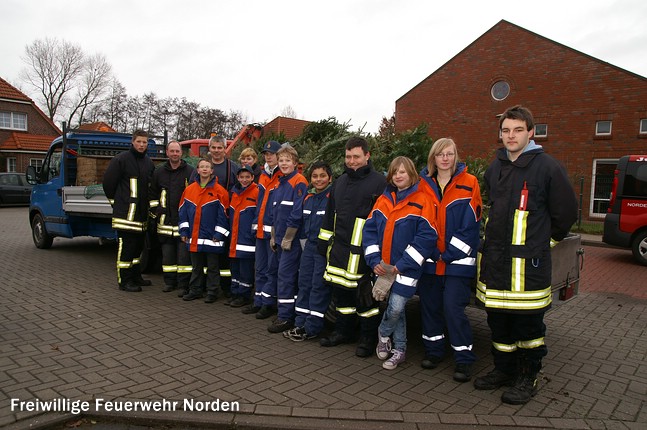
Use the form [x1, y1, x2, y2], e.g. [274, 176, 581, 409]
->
[178, 158, 230, 303]
[227, 165, 259, 307]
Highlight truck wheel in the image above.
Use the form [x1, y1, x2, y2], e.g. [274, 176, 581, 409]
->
[32, 213, 54, 249]
[631, 231, 647, 266]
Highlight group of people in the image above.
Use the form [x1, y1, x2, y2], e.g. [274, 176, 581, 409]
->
[102, 105, 578, 406]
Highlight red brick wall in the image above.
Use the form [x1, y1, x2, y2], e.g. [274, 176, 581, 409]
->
[395, 21, 647, 220]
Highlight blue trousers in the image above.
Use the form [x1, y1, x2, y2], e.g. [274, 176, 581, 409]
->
[254, 238, 277, 307]
[378, 291, 409, 352]
[231, 257, 255, 299]
[274, 243, 302, 322]
[419, 273, 476, 364]
[295, 241, 331, 336]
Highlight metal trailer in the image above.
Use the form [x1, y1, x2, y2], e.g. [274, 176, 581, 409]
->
[549, 233, 585, 306]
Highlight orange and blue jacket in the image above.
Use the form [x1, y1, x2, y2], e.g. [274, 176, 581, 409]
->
[253, 165, 282, 240]
[267, 170, 309, 243]
[419, 162, 482, 278]
[362, 181, 438, 299]
[178, 177, 230, 253]
[228, 182, 259, 258]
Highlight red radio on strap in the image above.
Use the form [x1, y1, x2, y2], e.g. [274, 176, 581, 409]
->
[519, 181, 528, 210]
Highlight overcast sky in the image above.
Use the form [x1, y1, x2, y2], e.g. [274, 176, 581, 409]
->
[1, 0, 646, 134]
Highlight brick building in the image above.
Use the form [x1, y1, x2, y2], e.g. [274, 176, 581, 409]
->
[395, 20, 647, 221]
[0, 77, 60, 173]
[263, 116, 311, 141]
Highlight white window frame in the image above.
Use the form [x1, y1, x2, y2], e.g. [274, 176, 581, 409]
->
[589, 158, 617, 219]
[0, 111, 28, 131]
[640, 119, 647, 134]
[30, 158, 44, 170]
[595, 120, 612, 136]
[7, 157, 17, 173]
[534, 124, 548, 137]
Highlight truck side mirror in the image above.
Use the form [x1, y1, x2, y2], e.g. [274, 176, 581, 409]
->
[26, 165, 38, 185]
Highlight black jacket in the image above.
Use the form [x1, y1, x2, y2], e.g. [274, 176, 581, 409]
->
[149, 160, 194, 237]
[478, 145, 578, 313]
[103, 147, 155, 233]
[318, 161, 386, 289]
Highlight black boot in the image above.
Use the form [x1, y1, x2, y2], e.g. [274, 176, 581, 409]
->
[501, 358, 540, 405]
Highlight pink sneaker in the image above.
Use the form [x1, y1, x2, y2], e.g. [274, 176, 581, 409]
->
[382, 349, 405, 370]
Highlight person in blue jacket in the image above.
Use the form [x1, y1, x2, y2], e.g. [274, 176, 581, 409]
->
[266, 145, 309, 334]
[178, 158, 230, 303]
[418, 138, 482, 383]
[363, 156, 438, 370]
[284, 161, 333, 341]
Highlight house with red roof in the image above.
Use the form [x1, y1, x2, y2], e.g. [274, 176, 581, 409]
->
[263, 116, 311, 141]
[0, 77, 60, 173]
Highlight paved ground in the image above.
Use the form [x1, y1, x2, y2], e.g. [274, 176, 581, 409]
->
[0, 207, 645, 430]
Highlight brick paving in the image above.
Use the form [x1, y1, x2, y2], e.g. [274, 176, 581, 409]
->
[0, 207, 645, 430]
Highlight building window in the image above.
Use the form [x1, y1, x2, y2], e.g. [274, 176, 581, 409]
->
[595, 120, 612, 136]
[534, 124, 548, 137]
[30, 158, 44, 171]
[0, 111, 28, 131]
[7, 157, 17, 173]
[491, 80, 510, 101]
[640, 119, 647, 134]
[590, 159, 616, 217]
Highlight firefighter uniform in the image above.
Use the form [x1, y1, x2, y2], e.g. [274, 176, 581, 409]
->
[103, 146, 155, 291]
[318, 161, 386, 348]
[149, 159, 194, 292]
[295, 185, 332, 336]
[228, 180, 259, 302]
[178, 176, 230, 299]
[418, 162, 482, 366]
[251, 164, 282, 310]
[267, 170, 308, 323]
[477, 143, 577, 393]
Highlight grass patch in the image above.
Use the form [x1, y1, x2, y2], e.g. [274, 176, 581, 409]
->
[571, 221, 604, 235]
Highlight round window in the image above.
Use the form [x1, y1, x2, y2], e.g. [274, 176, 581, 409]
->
[491, 80, 510, 101]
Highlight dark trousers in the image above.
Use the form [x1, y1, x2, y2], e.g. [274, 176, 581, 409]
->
[333, 273, 380, 340]
[486, 311, 547, 373]
[231, 257, 255, 299]
[256, 238, 278, 307]
[275, 243, 302, 322]
[161, 236, 191, 289]
[254, 239, 276, 306]
[189, 252, 220, 296]
[116, 230, 145, 287]
[295, 241, 331, 335]
[419, 273, 476, 364]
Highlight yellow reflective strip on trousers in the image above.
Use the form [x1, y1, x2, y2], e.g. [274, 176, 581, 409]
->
[493, 342, 517, 353]
[350, 217, 365, 247]
[160, 189, 167, 209]
[358, 307, 380, 318]
[517, 337, 545, 349]
[337, 307, 356, 315]
[511, 209, 528, 245]
[511, 257, 525, 292]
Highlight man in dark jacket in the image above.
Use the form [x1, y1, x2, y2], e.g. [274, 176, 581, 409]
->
[103, 130, 156, 292]
[474, 105, 578, 404]
[317, 137, 386, 357]
[149, 141, 194, 295]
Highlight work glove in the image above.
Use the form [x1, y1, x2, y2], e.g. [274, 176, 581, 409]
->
[270, 226, 277, 252]
[372, 260, 396, 301]
[281, 227, 298, 251]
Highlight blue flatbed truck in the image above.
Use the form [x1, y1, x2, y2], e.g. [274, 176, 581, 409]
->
[26, 127, 164, 269]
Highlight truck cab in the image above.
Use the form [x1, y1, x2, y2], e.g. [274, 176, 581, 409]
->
[26, 129, 163, 249]
[603, 155, 647, 265]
